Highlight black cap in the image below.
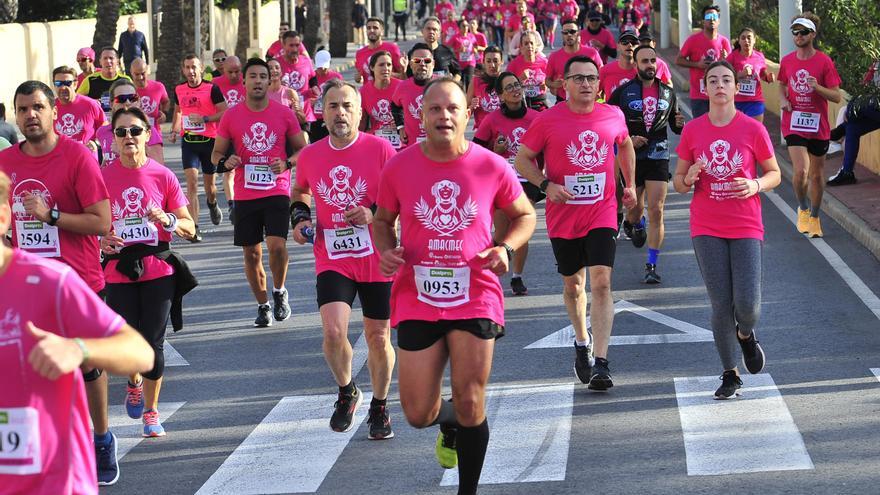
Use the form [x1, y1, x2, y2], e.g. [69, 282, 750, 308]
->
[619, 29, 639, 43]
[638, 31, 655, 41]
[588, 11, 602, 20]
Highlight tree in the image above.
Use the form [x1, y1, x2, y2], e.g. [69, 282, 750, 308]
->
[303, 0, 323, 54]
[0, 0, 17, 23]
[157, 0, 184, 99]
[328, 0, 348, 57]
[182, 0, 211, 58]
[235, 0, 251, 59]
[93, 0, 121, 52]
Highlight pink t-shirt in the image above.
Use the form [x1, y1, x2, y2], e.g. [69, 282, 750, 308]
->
[355, 42, 405, 82]
[360, 78, 403, 148]
[216, 100, 302, 201]
[212, 75, 246, 108]
[0, 136, 108, 293]
[778, 50, 841, 140]
[472, 31, 488, 64]
[507, 55, 549, 99]
[546, 45, 604, 100]
[473, 107, 540, 181]
[376, 143, 522, 327]
[267, 41, 309, 60]
[726, 50, 768, 103]
[471, 77, 501, 130]
[679, 32, 732, 99]
[507, 12, 535, 32]
[391, 78, 429, 147]
[560, 0, 578, 21]
[520, 102, 628, 238]
[174, 82, 225, 138]
[101, 158, 188, 284]
[295, 133, 395, 282]
[96, 123, 161, 168]
[655, 57, 673, 86]
[450, 33, 478, 68]
[277, 55, 317, 121]
[676, 111, 773, 240]
[0, 250, 123, 495]
[435, 1, 455, 20]
[312, 70, 344, 119]
[441, 21, 460, 44]
[54, 96, 104, 145]
[581, 28, 617, 64]
[642, 83, 660, 132]
[136, 80, 168, 144]
[599, 61, 637, 99]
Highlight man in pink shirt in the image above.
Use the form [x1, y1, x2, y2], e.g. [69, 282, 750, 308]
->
[353, 17, 406, 84]
[52, 66, 104, 153]
[391, 43, 435, 146]
[76, 47, 96, 87]
[581, 11, 617, 64]
[599, 29, 639, 99]
[516, 55, 637, 391]
[778, 14, 841, 238]
[212, 58, 307, 327]
[638, 31, 673, 85]
[374, 77, 535, 493]
[547, 19, 603, 102]
[0, 169, 155, 495]
[292, 80, 398, 440]
[130, 58, 170, 163]
[675, 4, 732, 117]
[211, 55, 246, 214]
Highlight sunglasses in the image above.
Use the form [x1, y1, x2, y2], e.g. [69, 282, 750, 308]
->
[565, 74, 599, 85]
[114, 94, 138, 104]
[53, 80, 74, 87]
[214, 57, 227, 63]
[704, 13, 719, 21]
[619, 39, 638, 46]
[114, 125, 145, 138]
[562, 29, 578, 35]
[791, 29, 813, 37]
[411, 57, 433, 65]
[503, 81, 523, 92]
[77, 57, 93, 63]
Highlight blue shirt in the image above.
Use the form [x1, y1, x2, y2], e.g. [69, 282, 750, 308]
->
[118, 29, 149, 63]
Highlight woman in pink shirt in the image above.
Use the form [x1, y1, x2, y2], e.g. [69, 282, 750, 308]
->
[726, 28, 776, 122]
[359, 50, 403, 148]
[467, 46, 504, 130]
[267, 58, 307, 125]
[95, 79, 164, 167]
[673, 61, 781, 400]
[100, 107, 195, 437]
[507, 31, 549, 111]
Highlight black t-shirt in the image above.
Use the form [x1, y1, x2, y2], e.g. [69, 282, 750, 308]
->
[432, 44, 461, 77]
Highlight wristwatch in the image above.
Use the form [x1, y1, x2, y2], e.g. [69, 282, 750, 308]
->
[539, 179, 551, 192]
[500, 242, 515, 260]
[47, 208, 61, 226]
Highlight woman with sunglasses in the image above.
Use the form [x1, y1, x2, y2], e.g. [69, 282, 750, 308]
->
[507, 31, 549, 111]
[359, 50, 403, 148]
[468, 45, 503, 130]
[726, 28, 775, 122]
[95, 79, 163, 166]
[267, 58, 307, 126]
[673, 60, 781, 399]
[100, 107, 196, 436]
[473, 71, 542, 296]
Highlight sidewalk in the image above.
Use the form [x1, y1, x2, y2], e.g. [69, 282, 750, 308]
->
[658, 45, 880, 261]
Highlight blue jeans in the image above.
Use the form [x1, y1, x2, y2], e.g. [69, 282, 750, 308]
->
[841, 105, 880, 172]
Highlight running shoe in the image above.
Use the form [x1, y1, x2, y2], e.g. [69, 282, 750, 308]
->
[254, 303, 273, 328]
[644, 263, 661, 284]
[631, 218, 647, 248]
[189, 226, 203, 243]
[807, 217, 823, 238]
[435, 424, 458, 469]
[96, 432, 120, 486]
[330, 384, 363, 432]
[208, 201, 223, 225]
[796, 208, 811, 234]
[621, 219, 634, 240]
[125, 379, 144, 419]
[737, 329, 765, 374]
[142, 409, 166, 437]
[588, 357, 613, 391]
[714, 370, 743, 400]
[827, 169, 857, 186]
[367, 404, 395, 440]
[272, 288, 291, 321]
[573, 342, 594, 384]
[510, 276, 528, 296]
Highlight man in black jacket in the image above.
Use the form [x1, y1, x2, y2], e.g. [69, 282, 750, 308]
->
[420, 17, 461, 80]
[608, 45, 684, 284]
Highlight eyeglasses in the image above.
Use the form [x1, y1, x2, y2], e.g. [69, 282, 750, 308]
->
[53, 80, 74, 87]
[565, 74, 599, 85]
[503, 81, 523, 92]
[562, 29, 578, 35]
[704, 13, 719, 21]
[114, 125, 145, 138]
[791, 29, 813, 37]
[411, 57, 433, 65]
[114, 94, 138, 104]
[214, 57, 226, 63]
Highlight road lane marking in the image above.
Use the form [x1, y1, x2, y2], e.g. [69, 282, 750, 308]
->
[440, 382, 573, 487]
[164, 340, 189, 366]
[109, 401, 186, 459]
[674, 374, 813, 475]
[872, 368, 880, 383]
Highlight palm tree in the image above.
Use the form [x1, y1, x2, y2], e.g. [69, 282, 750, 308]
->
[303, 0, 323, 54]
[0, 0, 17, 23]
[182, 0, 211, 57]
[93, 0, 121, 52]
[157, 0, 184, 97]
[235, 0, 251, 59]
[328, 0, 348, 57]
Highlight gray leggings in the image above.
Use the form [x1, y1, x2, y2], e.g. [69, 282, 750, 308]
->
[692, 236, 763, 370]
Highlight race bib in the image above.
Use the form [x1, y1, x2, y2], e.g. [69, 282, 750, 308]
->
[323, 226, 374, 259]
[148, 116, 157, 127]
[414, 265, 470, 307]
[100, 93, 111, 111]
[377, 128, 402, 149]
[525, 84, 540, 98]
[14, 220, 61, 258]
[113, 216, 159, 247]
[0, 407, 42, 475]
[314, 97, 324, 115]
[790, 110, 820, 133]
[506, 156, 527, 181]
[244, 164, 277, 190]
[564, 172, 606, 205]
[738, 78, 757, 96]
[182, 115, 205, 132]
[461, 51, 473, 62]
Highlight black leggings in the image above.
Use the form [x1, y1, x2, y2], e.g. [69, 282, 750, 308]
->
[106, 276, 175, 380]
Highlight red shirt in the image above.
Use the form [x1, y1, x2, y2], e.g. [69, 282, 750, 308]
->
[546, 45, 604, 100]
[360, 78, 403, 148]
[355, 42, 405, 82]
[679, 32, 732, 99]
[0, 136, 109, 292]
[599, 61, 637, 99]
[778, 50, 841, 140]
[53, 96, 104, 145]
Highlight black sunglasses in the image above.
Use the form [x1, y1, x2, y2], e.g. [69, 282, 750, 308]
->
[114, 125, 145, 138]
[791, 29, 813, 36]
[562, 29, 578, 35]
[53, 80, 74, 87]
[114, 94, 138, 104]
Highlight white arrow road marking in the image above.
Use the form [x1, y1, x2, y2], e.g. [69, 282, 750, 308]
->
[674, 374, 813, 475]
[164, 340, 189, 367]
[872, 368, 880, 383]
[441, 382, 573, 487]
[525, 299, 714, 349]
[108, 401, 186, 460]
[351, 331, 368, 378]
[195, 392, 372, 495]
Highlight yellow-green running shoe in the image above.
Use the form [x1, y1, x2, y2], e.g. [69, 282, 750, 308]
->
[435, 425, 458, 469]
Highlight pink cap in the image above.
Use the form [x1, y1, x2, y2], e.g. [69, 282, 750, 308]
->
[77, 47, 95, 60]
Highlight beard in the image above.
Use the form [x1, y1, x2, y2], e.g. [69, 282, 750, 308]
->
[637, 68, 655, 81]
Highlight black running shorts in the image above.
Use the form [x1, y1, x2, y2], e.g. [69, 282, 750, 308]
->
[316, 270, 392, 320]
[396, 318, 505, 351]
[635, 159, 670, 187]
[784, 134, 830, 157]
[550, 227, 617, 276]
[233, 195, 291, 247]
